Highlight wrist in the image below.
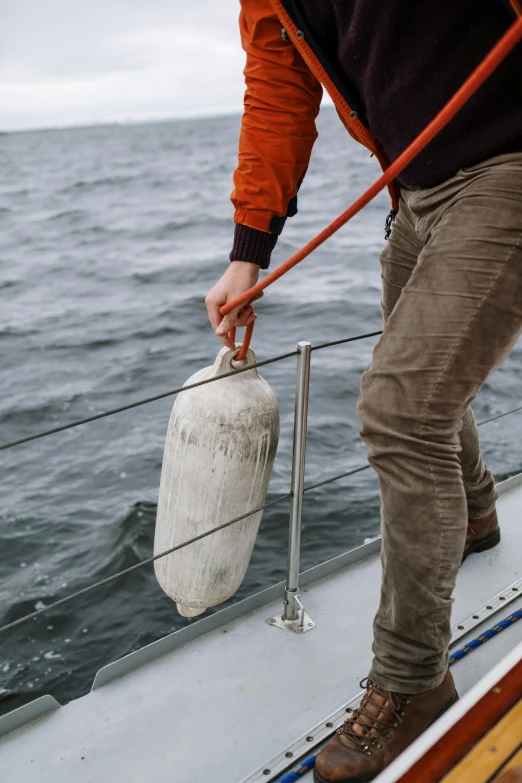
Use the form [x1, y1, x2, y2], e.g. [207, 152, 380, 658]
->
[229, 260, 260, 272]
[228, 260, 260, 284]
[230, 224, 277, 269]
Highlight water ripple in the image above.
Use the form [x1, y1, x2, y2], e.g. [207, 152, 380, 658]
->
[0, 110, 521, 716]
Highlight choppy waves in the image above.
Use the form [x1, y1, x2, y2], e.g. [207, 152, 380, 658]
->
[1, 111, 521, 715]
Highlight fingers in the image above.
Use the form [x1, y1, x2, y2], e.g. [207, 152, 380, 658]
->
[235, 304, 255, 328]
[219, 333, 237, 351]
[206, 299, 256, 351]
[205, 294, 223, 334]
[215, 313, 238, 350]
[205, 264, 260, 352]
[217, 305, 254, 338]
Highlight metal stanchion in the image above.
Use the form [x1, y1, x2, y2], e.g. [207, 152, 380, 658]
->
[268, 342, 315, 634]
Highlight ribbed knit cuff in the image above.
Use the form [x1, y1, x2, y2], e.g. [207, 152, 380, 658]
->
[229, 224, 278, 270]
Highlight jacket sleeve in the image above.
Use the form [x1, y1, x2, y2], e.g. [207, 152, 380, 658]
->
[230, 0, 322, 267]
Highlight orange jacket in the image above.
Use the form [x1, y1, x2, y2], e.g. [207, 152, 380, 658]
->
[231, 0, 522, 238]
[230, 0, 399, 238]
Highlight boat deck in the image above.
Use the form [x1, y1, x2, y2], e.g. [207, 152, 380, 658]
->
[0, 474, 521, 783]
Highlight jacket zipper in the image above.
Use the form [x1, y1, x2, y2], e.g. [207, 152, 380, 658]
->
[273, 2, 372, 147]
[271, 0, 400, 209]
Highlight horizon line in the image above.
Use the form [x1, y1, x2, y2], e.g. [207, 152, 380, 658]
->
[1, 101, 336, 137]
[0, 108, 245, 137]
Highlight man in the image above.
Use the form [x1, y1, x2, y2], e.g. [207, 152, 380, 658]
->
[205, 2, 522, 781]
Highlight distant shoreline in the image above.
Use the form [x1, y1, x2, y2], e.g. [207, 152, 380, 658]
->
[0, 111, 245, 137]
[0, 103, 336, 137]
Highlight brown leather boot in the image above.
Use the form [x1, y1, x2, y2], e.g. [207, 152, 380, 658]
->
[313, 671, 458, 783]
[462, 508, 500, 563]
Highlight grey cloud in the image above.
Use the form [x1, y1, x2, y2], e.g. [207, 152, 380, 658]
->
[0, 0, 244, 130]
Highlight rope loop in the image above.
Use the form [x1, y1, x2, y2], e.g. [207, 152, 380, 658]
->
[223, 291, 263, 361]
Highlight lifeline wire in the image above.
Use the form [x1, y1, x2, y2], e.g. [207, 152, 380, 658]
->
[311, 331, 382, 352]
[0, 349, 298, 452]
[303, 464, 371, 493]
[2, 401, 521, 635]
[0, 333, 518, 455]
[3, 12, 522, 643]
[0, 466, 371, 633]
[275, 609, 522, 783]
[0, 493, 291, 634]
[477, 405, 522, 426]
[5, 13, 520, 772]
[0, 329, 385, 454]
[0, 463, 375, 634]
[301, 400, 522, 493]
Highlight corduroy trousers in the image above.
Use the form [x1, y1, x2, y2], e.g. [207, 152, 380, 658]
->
[358, 153, 522, 693]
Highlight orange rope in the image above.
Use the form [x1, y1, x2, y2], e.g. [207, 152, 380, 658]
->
[227, 292, 263, 360]
[228, 320, 254, 361]
[220, 16, 522, 358]
[510, 0, 522, 18]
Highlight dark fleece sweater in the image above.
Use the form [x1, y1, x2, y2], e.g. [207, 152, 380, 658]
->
[231, 1, 522, 268]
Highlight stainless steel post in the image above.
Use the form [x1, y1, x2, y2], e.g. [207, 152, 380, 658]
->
[267, 341, 315, 633]
[284, 341, 311, 620]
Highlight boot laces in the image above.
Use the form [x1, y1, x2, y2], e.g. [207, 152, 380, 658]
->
[337, 678, 411, 755]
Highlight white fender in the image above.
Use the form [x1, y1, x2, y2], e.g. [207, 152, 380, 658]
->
[154, 345, 280, 617]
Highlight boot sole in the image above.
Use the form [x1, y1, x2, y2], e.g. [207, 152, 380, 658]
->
[313, 768, 375, 783]
[312, 690, 459, 783]
[461, 527, 501, 564]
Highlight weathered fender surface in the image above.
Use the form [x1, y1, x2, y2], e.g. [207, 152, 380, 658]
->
[154, 345, 280, 616]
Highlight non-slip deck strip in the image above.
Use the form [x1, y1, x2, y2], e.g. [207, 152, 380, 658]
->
[273, 612, 522, 783]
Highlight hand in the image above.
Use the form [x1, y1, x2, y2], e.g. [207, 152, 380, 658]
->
[205, 261, 260, 351]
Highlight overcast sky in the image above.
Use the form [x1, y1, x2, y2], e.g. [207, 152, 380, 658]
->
[0, 0, 250, 131]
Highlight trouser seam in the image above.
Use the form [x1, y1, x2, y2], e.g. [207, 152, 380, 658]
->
[418, 226, 522, 643]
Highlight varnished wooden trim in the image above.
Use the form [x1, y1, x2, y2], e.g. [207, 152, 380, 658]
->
[440, 702, 522, 782]
[395, 660, 522, 782]
[493, 747, 522, 781]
